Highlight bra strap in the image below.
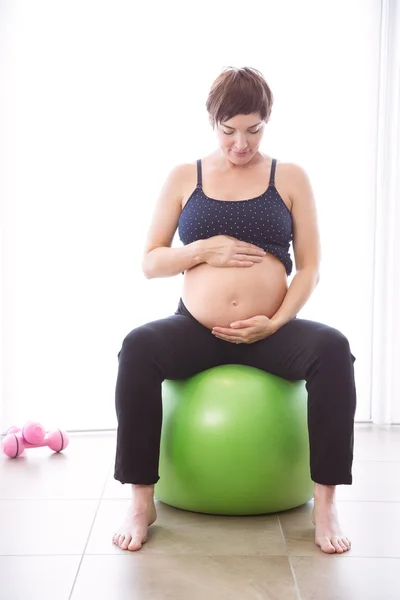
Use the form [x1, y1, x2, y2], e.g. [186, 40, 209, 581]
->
[196, 159, 203, 188]
[269, 158, 277, 186]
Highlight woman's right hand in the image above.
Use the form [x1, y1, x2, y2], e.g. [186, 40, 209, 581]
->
[199, 235, 266, 268]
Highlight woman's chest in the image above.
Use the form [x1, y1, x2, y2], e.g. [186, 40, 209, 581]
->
[179, 191, 293, 245]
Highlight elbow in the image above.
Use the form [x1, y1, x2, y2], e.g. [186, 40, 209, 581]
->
[143, 269, 153, 280]
[142, 265, 154, 280]
[142, 254, 154, 279]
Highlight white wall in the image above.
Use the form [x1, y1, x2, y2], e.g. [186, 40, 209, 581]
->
[1, 0, 381, 431]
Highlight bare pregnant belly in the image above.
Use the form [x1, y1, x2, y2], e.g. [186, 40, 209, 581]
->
[182, 254, 289, 330]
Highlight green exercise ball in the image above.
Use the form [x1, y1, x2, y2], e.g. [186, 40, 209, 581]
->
[155, 364, 313, 515]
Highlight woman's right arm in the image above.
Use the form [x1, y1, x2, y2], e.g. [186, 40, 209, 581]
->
[142, 165, 204, 279]
[142, 164, 267, 279]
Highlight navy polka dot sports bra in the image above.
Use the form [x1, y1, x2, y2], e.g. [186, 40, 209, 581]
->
[178, 158, 294, 275]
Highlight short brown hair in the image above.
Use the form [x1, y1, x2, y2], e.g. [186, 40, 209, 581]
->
[206, 66, 274, 127]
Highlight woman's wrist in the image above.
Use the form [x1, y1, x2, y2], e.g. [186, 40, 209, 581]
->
[190, 240, 207, 266]
[270, 315, 288, 332]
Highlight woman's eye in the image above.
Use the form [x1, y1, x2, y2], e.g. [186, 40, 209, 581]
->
[222, 129, 260, 135]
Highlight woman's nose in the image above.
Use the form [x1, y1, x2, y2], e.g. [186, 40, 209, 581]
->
[233, 135, 248, 150]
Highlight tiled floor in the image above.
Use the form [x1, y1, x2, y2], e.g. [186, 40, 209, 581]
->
[0, 425, 400, 599]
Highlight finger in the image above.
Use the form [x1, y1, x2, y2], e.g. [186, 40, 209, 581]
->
[230, 320, 254, 327]
[228, 260, 255, 267]
[236, 247, 266, 256]
[213, 334, 243, 343]
[212, 327, 238, 334]
[233, 254, 263, 262]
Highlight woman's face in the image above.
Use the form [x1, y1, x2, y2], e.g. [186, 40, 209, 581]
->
[216, 113, 265, 164]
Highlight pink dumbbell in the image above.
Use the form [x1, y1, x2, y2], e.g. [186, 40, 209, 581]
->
[1, 426, 69, 458]
[5, 421, 46, 445]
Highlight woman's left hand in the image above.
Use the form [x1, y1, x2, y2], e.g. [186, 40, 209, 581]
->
[212, 315, 279, 344]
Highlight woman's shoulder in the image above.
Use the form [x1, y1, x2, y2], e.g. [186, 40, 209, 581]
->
[273, 159, 312, 193]
[166, 161, 197, 178]
[274, 156, 309, 175]
[161, 162, 198, 202]
[160, 161, 197, 187]
[279, 162, 312, 189]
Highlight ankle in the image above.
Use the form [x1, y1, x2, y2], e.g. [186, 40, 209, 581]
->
[129, 486, 155, 513]
[131, 484, 154, 495]
[313, 483, 336, 503]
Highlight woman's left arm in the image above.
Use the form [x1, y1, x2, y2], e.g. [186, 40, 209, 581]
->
[270, 163, 321, 331]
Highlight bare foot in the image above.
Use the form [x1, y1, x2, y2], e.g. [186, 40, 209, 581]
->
[112, 484, 157, 552]
[312, 483, 351, 554]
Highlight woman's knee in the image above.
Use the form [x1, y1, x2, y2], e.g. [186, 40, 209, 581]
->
[315, 326, 353, 359]
[118, 323, 159, 360]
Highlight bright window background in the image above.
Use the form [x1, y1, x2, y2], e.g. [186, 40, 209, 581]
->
[1, 0, 380, 430]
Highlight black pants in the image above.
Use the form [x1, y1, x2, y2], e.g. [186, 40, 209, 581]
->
[114, 298, 357, 486]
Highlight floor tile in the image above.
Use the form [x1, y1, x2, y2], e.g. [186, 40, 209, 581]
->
[354, 424, 400, 461]
[336, 461, 400, 502]
[279, 500, 400, 558]
[0, 499, 98, 555]
[0, 555, 80, 600]
[0, 433, 114, 499]
[71, 554, 298, 600]
[1, 426, 398, 598]
[85, 499, 286, 556]
[291, 556, 400, 600]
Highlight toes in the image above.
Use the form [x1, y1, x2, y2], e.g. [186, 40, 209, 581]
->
[128, 537, 143, 551]
[112, 533, 136, 550]
[341, 538, 351, 551]
[112, 530, 148, 552]
[332, 539, 344, 553]
[317, 535, 351, 554]
[120, 535, 132, 550]
[319, 538, 336, 554]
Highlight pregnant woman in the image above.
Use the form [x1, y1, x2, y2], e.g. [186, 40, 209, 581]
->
[112, 66, 357, 555]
